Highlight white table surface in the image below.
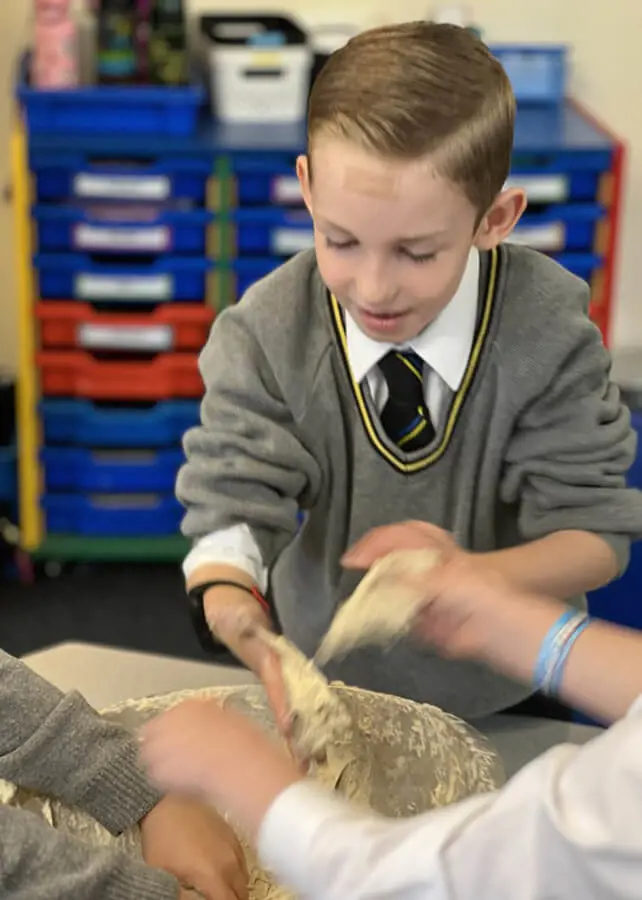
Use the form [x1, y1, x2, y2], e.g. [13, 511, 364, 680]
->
[23, 641, 604, 779]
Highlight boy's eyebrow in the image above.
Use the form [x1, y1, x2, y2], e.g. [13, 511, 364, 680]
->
[320, 218, 448, 245]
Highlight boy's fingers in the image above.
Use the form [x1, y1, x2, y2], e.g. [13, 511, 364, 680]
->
[260, 652, 292, 733]
[342, 522, 438, 567]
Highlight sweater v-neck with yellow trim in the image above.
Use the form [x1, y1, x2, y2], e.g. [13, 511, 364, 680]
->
[328, 247, 499, 474]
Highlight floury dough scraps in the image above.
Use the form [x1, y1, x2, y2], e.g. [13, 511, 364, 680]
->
[316, 548, 441, 664]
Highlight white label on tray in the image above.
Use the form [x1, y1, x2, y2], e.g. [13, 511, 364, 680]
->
[271, 227, 315, 255]
[505, 174, 570, 204]
[75, 274, 174, 301]
[271, 176, 302, 204]
[73, 224, 171, 253]
[73, 173, 171, 201]
[78, 323, 174, 352]
[506, 222, 566, 252]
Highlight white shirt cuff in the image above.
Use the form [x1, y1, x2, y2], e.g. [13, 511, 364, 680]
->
[182, 524, 268, 593]
[258, 781, 362, 891]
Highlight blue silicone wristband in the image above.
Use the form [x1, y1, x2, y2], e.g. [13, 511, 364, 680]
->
[547, 617, 592, 696]
[533, 610, 589, 696]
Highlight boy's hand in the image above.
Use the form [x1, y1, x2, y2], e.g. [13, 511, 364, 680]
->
[202, 585, 292, 738]
[343, 520, 460, 570]
[140, 700, 302, 841]
[140, 794, 249, 900]
[342, 521, 517, 660]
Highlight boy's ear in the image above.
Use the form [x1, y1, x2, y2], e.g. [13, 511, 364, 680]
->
[474, 188, 527, 250]
[296, 154, 312, 214]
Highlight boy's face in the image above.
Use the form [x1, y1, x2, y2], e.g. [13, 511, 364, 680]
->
[298, 136, 525, 344]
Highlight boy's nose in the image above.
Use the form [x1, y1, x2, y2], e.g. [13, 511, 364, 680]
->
[354, 264, 395, 310]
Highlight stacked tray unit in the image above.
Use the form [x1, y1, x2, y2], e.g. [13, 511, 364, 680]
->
[208, 101, 620, 341]
[29, 134, 214, 545]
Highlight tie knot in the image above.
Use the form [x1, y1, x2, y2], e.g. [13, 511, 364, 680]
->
[379, 351, 424, 397]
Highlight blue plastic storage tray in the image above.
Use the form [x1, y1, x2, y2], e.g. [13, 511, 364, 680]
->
[225, 208, 313, 256]
[42, 493, 183, 536]
[30, 149, 211, 204]
[0, 445, 17, 504]
[489, 45, 566, 105]
[222, 153, 300, 208]
[40, 399, 200, 446]
[42, 447, 184, 493]
[509, 203, 604, 253]
[35, 253, 213, 302]
[33, 205, 213, 255]
[18, 58, 204, 137]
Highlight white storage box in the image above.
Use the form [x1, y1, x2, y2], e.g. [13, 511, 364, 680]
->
[200, 15, 312, 124]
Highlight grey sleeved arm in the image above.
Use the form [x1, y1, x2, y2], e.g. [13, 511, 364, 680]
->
[501, 286, 642, 572]
[177, 305, 323, 567]
[0, 806, 177, 900]
[0, 650, 161, 835]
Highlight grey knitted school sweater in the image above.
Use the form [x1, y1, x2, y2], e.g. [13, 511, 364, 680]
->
[0, 650, 177, 900]
[178, 244, 642, 719]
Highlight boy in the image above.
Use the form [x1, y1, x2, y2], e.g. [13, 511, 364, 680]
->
[0, 648, 247, 899]
[178, 22, 642, 720]
[141, 534, 642, 900]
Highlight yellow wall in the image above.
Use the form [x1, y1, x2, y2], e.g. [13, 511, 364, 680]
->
[1, 0, 640, 372]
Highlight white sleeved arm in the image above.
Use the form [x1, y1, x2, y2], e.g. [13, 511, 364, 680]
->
[182, 524, 268, 593]
[258, 697, 642, 900]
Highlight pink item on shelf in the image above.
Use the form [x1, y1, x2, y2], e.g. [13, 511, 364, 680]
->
[31, 0, 79, 89]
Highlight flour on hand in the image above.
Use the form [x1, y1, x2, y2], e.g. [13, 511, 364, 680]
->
[316, 548, 441, 664]
[263, 634, 354, 761]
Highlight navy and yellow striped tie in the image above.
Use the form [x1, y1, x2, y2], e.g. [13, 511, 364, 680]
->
[379, 350, 435, 452]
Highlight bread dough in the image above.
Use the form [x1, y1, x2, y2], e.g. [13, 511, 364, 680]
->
[316, 548, 441, 664]
[0, 681, 505, 900]
[263, 634, 354, 761]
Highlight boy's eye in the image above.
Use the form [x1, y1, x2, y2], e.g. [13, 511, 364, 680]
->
[401, 249, 437, 264]
[325, 236, 357, 251]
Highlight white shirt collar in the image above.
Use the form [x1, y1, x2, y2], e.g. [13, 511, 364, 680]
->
[345, 248, 480, 391]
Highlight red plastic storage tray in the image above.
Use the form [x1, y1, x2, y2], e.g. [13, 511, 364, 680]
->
[38, 351, 202, 400]
[37, 302, 214, 352]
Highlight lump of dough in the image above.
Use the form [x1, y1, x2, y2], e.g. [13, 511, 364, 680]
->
[315, 548, 440, 664]
[263, 634, 353, 760]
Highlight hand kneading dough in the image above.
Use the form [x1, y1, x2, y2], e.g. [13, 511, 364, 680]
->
[263, 633, 353, 760]
[316, 548, 440, 664]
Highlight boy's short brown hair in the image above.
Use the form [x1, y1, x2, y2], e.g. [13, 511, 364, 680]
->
[308, 22, 515, 216]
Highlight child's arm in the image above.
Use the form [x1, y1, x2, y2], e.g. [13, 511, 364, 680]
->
[141, 691, 642, 900]
[471, 529, 617, 598]
[0, 805, 180, 900]
[0, 649, 160, 832]
[345, 524, 642, 724]
[0, 650, 249, 899]
[498, 283, 642, 598]
[176, 301, 322, 718]
[177, 304, 321, 578]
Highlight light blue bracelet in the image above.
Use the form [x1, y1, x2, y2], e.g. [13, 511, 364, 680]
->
[547, 617, 592, 696]
[533, 610, 590, 696]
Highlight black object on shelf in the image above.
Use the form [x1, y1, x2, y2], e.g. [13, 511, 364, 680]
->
[148, 0, 189, 87]
[0, 372, 15, 447]
[95, 0, 140, 85]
